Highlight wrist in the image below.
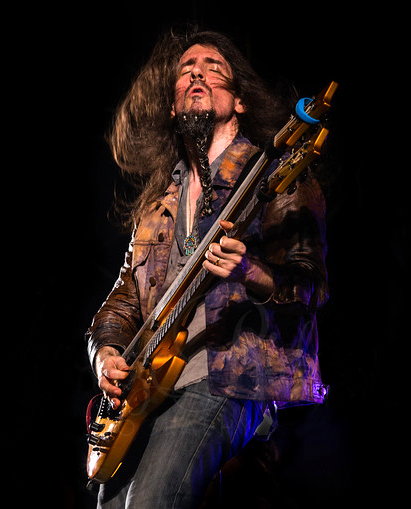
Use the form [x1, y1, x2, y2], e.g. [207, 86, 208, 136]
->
[95, 346, 121, 375]
[243, 258, 274, 298]
[97, 345, 121, 359]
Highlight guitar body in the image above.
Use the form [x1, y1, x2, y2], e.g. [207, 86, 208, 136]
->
[87, 330, 187, 483]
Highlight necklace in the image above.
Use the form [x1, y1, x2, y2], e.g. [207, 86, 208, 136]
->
[183, 179, 197, 256]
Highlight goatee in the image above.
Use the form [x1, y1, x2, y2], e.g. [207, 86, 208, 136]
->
[176, 109, 216, 143]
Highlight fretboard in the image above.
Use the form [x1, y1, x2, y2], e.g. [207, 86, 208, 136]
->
[141, 266, 211, 367]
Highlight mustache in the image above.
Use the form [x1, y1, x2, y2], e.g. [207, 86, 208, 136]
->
[184, 80, 213, 98]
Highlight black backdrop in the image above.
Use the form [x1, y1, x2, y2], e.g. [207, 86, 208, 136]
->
[17, 2, 404, 507]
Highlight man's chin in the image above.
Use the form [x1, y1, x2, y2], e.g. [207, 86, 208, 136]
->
[187, 102, 207, 113]
[190, 105, 205, 113]
[186, 95, 213, 111]
[176, 109, 216, 140]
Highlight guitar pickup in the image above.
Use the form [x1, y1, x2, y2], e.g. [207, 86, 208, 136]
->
[87, 433, 100, 445]
[89, 421, 105, 433]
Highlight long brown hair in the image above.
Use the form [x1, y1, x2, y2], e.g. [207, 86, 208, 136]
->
[108, 28, 293, 230]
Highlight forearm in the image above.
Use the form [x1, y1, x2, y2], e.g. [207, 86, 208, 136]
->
[243, 257, 274, 299]
[245, 256, 328, 310]
[86, 249, 141, 373]
[262, 170, 329, 311]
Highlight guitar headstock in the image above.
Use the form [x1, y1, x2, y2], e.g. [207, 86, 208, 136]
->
[268, 126, 329, 195]
[274, 81, 338, 149]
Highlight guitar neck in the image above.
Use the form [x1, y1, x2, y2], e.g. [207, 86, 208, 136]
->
[140, 265, 212, 367]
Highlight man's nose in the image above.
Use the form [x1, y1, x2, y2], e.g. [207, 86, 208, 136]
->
[190, 66, 205, 81]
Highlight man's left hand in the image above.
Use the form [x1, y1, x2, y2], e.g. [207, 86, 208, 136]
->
[203, 220, 275, 298]
[203, 220, 250, 282]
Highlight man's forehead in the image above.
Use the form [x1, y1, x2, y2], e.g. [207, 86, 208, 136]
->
[178, 44, 230, 68]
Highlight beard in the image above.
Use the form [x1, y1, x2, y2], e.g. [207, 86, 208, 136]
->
[175, 109, 216, 144]
[175, 109, 216, 217]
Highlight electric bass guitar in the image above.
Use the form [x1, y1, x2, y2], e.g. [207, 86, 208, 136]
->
[86, 81, 338, 483]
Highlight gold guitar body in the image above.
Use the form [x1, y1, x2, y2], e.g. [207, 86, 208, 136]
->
[87, 330, 187, 484]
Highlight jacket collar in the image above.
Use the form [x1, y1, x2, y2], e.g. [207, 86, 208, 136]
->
[159, 182, 179, 223]
[211, 135, 258, 189]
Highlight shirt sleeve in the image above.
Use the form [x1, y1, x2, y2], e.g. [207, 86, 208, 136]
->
[85, 245, 142, 373]
[262, 169, 329, 311]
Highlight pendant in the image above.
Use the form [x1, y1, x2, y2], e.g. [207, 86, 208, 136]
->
[183, 234, 197, 255]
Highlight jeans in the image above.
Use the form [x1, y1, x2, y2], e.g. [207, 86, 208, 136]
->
[97, 379, 265, 508]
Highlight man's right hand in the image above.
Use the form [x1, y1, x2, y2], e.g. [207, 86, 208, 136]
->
[95, 346, 130, 410]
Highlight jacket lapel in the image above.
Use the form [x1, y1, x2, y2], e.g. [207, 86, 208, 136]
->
[211, 135, 259, 189]
[159, 182, 179, 223]
[198, 136, 260, 239]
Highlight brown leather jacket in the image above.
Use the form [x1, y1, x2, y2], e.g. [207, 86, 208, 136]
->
[86, 135, 329, 405]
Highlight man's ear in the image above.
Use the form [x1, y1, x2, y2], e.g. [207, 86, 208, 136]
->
[234, 97, 246, 114]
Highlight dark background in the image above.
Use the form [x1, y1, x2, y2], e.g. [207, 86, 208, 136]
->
[16, 2, 405, 507]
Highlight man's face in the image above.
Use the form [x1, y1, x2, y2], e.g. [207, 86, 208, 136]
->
[172, 44, 245, 123]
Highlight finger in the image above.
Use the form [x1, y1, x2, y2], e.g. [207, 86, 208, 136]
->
[110, 397, 122, 410]
[205, 249, 222, 266]
[101, 383, 122, 410]
[208, 243, 227, 266]
[203, 258, 230, 278]
[208, 244, 244, 270]
[208, 237, 247, 264]
[219, 236, 247, 255]
[219, 219, 234, 233]
[99, 362, 130, 397]
[99, 376, 125, 410]
[206, 246, 238, 267]
[113, 356, 130, 372]
[208, 242, 236, 259]
[99, 376, 122, 398]
[210, 237, 246, 257]
[98, 355, 130, 382]
[102, 366, 130, 381]
[219, 219, 246, 255]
